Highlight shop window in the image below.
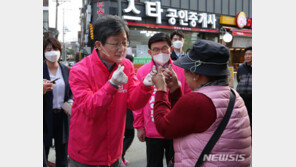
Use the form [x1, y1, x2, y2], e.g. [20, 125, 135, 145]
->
[128, 28, 219, 59]
[229, 48, 245, 71]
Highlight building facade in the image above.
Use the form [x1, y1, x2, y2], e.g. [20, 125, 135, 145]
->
[80, 0, 252, 75]
[43, 0, 49, 34]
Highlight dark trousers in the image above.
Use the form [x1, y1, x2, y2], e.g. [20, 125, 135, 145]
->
[45, 112, 68, 167]
[44, 143, 48, 167]
[122, 128, 135, 161]
[145, 137, 174, 167]
[241, 94, 252, 127]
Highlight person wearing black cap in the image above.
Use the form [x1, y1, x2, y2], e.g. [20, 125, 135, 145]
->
[151, 40, 251, 167]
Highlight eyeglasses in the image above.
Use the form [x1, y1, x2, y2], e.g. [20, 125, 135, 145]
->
[105, 41, 129, 50]
[151, 46, 170, 54]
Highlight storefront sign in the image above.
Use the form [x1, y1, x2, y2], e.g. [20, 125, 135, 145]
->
[123, 0, 141, 21]
[228, 67, 234, 88]
[224, 27, 252, 37]
[166, 9, 216, 29]
[232, 31, 252, 37]
[246, 18, 252, 29]
[134, 58, 151, 65]
[97, 2, 105, 17]
[133, 58, 152, 73]
[127, 22, 220, 33]
[145, 1, 163, 24]
[219, 16, 236, 26]
[122, 0, 217, 29]
[236, 12, 247, 29]
[220, 13, 252, 29]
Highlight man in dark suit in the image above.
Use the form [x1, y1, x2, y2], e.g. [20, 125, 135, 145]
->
[236, 46, 252, 127]
[170, 30, 185, 61]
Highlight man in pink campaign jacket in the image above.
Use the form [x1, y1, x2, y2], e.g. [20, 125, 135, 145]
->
[68, 15, 155, 167]
[133, 33, 191, 167]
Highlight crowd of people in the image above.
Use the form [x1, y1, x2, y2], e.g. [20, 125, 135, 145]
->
[43, 15, 252, 167]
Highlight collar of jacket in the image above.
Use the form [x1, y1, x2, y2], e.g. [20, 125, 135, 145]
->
[90, 48, 119, 75]
[243, 62, 252, 71]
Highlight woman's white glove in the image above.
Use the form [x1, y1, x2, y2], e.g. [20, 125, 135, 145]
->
[143, 65, 157, 86]
[110, 64, 128, 87]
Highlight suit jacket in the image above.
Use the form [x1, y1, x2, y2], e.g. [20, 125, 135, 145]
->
[170, 50, 185, 61]
[43, 61, 72, 147]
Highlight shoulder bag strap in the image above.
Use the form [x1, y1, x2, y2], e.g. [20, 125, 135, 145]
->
[195, 89, 236, 167]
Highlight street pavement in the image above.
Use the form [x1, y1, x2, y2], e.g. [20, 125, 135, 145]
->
[48, 131, 148, 167]
[122, 134, 147, 167]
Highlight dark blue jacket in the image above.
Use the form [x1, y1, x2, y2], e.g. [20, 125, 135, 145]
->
[236, 62, 252, 96]
[43, 61, 72, 147]
[170, 50, 185, 61]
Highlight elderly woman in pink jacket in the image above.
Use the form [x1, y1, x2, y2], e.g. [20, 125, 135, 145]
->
[152, 40, 251, 167]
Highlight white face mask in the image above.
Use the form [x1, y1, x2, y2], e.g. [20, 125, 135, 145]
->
[173, 40, 183, 49]
[45, 51, 60, 62]
[153, 53, 170, 66]
[101, 46, 126, 63]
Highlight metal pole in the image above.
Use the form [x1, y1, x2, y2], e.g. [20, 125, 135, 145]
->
[63, 8, 66, 62]
[55, 0, 59, 29]
[81, 0, 85, 50]
[117, 0, 121, 17]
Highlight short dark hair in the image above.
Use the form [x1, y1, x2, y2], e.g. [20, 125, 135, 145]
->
[148, 33, 171, 49]
[93, 15, 129, 45]
[170, 30, 185, 40]
[125, 54, 134, 63]
[245, 46, 252, 52]
[43, 37, 62, 60]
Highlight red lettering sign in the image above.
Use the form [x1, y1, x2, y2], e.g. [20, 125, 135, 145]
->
[97, 8, 105, 17]
[97, 2, 104, 9]
[246, 18, 252, 29]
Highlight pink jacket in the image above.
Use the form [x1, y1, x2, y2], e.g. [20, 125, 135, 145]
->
[133, 60, 191, 138]
[68, 48, 153, 166]
[173, 86, 251, 167]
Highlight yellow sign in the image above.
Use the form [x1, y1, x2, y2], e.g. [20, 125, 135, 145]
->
[89, 24, 94, 40]
[220, 16, 236, 25]
[228, 67, 235, 88]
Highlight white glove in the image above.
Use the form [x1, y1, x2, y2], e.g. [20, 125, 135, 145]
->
[110, 64, 128, 87]
[143, 65, 157, 86]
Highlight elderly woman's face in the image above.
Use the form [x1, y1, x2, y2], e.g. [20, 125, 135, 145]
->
[184, 70, 197, 90]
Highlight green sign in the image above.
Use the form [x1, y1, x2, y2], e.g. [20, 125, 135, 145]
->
[133, 58, 151, 65]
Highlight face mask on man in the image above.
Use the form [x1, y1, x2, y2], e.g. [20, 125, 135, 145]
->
[172, 40, 183, 49]
[101, 45, 126, 63]
[153, 53, 170, 66]
[45, 51, 60, 62]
